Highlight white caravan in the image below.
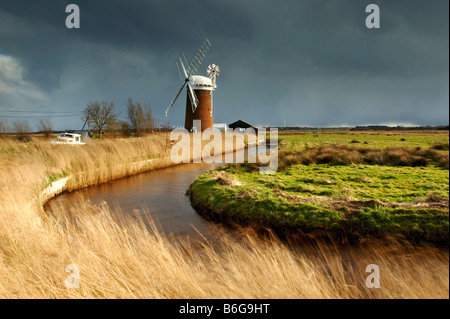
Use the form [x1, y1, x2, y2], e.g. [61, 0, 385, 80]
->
[51, 133, 86, 145]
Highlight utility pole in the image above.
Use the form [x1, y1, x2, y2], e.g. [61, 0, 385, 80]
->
[81, 116, 92, 137]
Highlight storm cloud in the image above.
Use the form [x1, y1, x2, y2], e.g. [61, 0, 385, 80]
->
[0, 0, 448, 130]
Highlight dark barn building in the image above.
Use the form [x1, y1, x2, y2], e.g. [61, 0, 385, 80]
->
[228, 120, 258, 135]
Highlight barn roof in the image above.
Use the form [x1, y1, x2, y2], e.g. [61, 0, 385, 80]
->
[228, 120, 256, 129]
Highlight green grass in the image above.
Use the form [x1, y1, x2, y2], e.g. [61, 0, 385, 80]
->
[45, 170, 68, 185]
[228, 164, 448, 202]
[190, 131, 449, 245]
[278, 132, 449, 150]
[191, 164, 448, 245]
[350, 206, 448, 242]
[190, 171, 344, 231]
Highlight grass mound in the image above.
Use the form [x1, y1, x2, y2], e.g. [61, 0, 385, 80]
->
[190, 166, 449, 245]
[190, 133, 449, 245]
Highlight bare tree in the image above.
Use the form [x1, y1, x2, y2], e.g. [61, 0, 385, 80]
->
[12, 120, 32, 141]
[127, 98, 137, 133]
[83, 101, 118, 139]
[106, 118, 120, 137]
[135, 102, 145, 135]
[106, 119, 131, 138]
[120, 121, 131, 137]
[0, 119, 10, 134]
[127, 98, 145, 136]
[37, 119, 53, 138]
[144, 104, 154, 132]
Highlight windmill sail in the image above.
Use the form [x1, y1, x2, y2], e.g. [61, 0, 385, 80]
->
[166, 80, 188, 116]
[187, 83, 199, 113]
[186, 39, 211, 77]
[166, 39, 210, 117]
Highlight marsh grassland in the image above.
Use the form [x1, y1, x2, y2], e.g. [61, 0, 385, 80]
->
[0, 131, 449, 298]
[191, 131, 449, 245]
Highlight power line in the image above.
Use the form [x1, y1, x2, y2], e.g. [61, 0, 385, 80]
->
[0, 108, 82, 114]
[0, 114, 83, 118]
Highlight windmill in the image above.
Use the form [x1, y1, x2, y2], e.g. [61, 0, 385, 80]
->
[165, 39, 220, 132]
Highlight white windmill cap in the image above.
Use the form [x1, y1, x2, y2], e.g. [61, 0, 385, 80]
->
[190, 75, 215, 90]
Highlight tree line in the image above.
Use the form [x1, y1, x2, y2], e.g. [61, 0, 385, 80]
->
[0, 119, 53, 141]
[82, 98, 155, 138]
[0, 98, 159, 140]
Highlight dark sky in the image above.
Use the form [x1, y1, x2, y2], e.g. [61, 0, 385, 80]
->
[0, 0, 448, 130]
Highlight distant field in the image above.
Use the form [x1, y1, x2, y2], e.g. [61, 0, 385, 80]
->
[190, 131, 449, 245]
[278, 130, 449, 150]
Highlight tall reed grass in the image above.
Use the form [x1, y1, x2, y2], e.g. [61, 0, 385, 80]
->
[0, 135, 448, 298]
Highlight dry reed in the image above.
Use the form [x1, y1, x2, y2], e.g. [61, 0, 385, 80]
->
[276, 144, 449, 170]
[0, 135, 448, 298]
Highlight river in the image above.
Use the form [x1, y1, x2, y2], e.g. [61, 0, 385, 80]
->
[44, 144, 273, 239]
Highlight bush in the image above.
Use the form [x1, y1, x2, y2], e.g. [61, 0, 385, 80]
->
[276, 144, 449, 170]
[12, 120, 32, 142]
[431, 142, 449, 151]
